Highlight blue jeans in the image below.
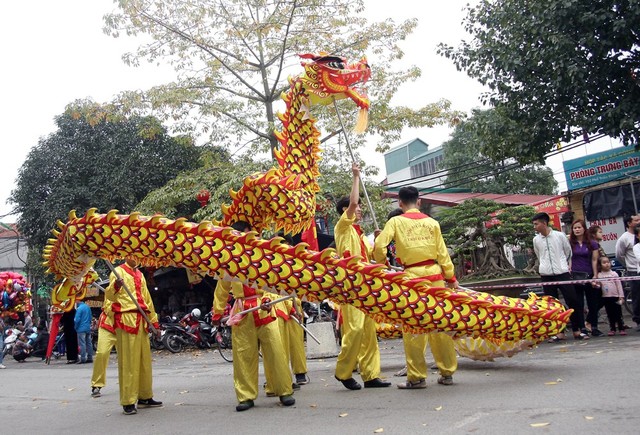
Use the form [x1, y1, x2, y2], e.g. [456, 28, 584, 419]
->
[0, 332, 5, 364]
[77, 332, 93, 362]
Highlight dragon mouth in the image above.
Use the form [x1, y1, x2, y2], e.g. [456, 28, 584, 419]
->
[299, 53, 372, 109]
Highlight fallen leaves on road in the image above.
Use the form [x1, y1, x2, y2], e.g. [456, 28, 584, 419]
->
[585, 416, 594, 420]
[67, 388, 75, 391]
[309, 404, 317, 408]
[373, 428, 384, 433]
[174, 402, 184, 406]
[179, 390, 189, 394]
[339, 413, 349, 418]
[434, 406, 443, 411]
[530, 422, 550, 427]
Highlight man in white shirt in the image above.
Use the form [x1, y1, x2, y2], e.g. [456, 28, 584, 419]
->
[615, 214, 640, 330]
[532, 212, 587, 341]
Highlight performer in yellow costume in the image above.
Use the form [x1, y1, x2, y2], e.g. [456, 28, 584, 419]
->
[287, 297, 309, 385]
[105, 259, 162, 415]
[264, 296, 307, 395]
[373, 185, 458, 389]
[211, 221, 295, 412]
[334, 163, 390, 390]
[90, 298, 116, 398]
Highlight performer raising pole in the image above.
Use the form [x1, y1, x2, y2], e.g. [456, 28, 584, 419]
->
[333, 98, 379, 230]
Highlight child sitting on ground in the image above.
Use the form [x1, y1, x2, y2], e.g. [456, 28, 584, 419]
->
[13, 334, 32, 362]
[595, 256, 626, 336]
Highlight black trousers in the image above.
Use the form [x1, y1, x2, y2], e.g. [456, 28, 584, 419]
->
[602, 298, 624, 331]
[541, 273, 584, 332]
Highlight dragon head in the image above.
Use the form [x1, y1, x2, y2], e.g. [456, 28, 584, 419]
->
[298, 53, 371, 132]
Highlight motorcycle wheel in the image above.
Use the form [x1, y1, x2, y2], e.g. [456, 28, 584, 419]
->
[216, 327, 233, 363]
[162, 333, 184, 353]
[150, 334, 165, 350]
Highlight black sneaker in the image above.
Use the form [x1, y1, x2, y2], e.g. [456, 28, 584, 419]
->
[279, 395, 295, 406]
[236, 400, 254, 412]
[123, 404, 137, 415]
[295, 373, 309, 385]
[364, 378, 391, 388]
[591, 329, 605, 337]
[335, 376, 362, 390]
[91, 387, 101, 398]
[292, 382, 300, 390]
[137, 398, 163, 408]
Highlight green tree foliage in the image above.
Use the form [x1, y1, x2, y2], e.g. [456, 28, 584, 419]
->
[136, 148, 269, 221]
[137, 140, 390, 236]
[442, 108, 558, 194]
[10, 100, 201, 249]
[438, 198, 536, 278]
[438, 0, 640, 163]
[100, 0, 460, 156]
[315, 143, 390, 234]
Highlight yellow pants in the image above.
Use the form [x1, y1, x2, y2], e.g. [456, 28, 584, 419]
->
[91, 328, 117, 388]
[286, 318, 307, 375]
[402, 270, 457, 382]
[115, 324, 153, 406]
[233, 314, 293, 403]
[403, 331, 457, 382]
[335, 303, 381, 382]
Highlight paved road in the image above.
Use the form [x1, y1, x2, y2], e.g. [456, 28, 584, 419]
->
[1, 328, 639, 434]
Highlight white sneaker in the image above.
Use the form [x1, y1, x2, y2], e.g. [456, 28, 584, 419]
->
[0, 364, 6, 369]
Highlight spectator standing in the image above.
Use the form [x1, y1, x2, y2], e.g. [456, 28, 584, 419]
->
[596, 256, 627, 336]
[532, 212, 588, 341]
[587, 225, 607, 259]
[0, 316, 6, 369]
[61, 308, 79, 364]
[23, 312, 33, 332]
[615, 214, 640, 330]
[569, 220, 602, 336]
[74, 300, 93, 364]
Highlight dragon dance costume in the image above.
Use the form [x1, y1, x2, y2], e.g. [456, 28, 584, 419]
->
[374, 209, 458, 383]
[90, 298, 116, 391]
[334, 212, 383, 384]
[105, 263, 159, 406]
[212, 281, 293, 403]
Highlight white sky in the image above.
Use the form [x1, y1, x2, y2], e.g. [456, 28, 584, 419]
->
[0, 0, 615, 222]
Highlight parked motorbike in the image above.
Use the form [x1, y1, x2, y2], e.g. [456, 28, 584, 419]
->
[2, 327, 21, 357]
[302, 300, 336, 324]
[161, 316, 216, 353]
[150, 316, 181, 350]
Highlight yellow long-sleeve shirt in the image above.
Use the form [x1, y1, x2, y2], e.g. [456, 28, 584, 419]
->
[212, 280, 276, 326]
[373, 209, 456, 282]
[334, 211, 372, 259]
[105, 264, 158, 334]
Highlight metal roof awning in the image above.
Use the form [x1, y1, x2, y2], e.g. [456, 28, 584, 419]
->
[385, 191, 562, 207]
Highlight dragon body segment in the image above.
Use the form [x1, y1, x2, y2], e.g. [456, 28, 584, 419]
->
[44, 209, 570, 345]
[218, 54, 371, 235]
